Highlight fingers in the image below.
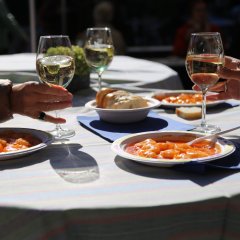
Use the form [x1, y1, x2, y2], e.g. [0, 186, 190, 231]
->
[32, 111, 66, 124]
[193, 81, 227, 92]
[30, 82, 72, 97]
[11, 82, 73, 123]
[206, 81, 230, 100]
[20, 100, 72, 122]
[207, 92, 230, 101]
[218, 67, 240, 81]
[35, 101, 72, 112]
[207, 79, 240, 100]
[207, 81, 226, 92]
[192, 85, 200, 91]
[224, 56, 240, 70]
[192, 82, 227, 100]
[32, 92, 72, 103]
[41, 114, 66, 124]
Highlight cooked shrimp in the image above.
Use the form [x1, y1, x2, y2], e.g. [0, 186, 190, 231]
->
[125, 137, 221, 160]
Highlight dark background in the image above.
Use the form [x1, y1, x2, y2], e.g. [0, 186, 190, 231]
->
[4, 0, 240, 89]
[5, 0, 239, 55]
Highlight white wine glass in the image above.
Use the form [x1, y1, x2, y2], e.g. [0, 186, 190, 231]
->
[36, 35, 75, 139]
[186, 32, 224, 133]
[83, 27, 114, 91]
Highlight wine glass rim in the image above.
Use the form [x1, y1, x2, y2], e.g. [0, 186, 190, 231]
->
[191, 32, 220, 36]
[40, 35, 70, 38]
[87, 27, 111, 31]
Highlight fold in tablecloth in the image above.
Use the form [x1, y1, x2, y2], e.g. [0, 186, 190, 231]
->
[77, 111, 194, 142]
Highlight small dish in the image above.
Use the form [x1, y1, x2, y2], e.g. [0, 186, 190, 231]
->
[111, 131, 235, 167]
[85, 97, 160, 123]
[153, 90, 225, 108]
[0, 128, 54, 160]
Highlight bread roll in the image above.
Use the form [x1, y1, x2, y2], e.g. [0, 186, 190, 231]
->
[176, 107, 202, 120]
[96, 88, 117, 108]
[96, 88, 148, 109]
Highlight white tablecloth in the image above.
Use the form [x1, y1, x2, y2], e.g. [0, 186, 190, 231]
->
[0, 87, 240, 239]
[0, 53, 183, 90]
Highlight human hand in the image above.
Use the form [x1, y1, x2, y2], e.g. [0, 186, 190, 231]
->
[218, 56, 240, 80]
[11, 82, 73, 123]
[193, 79, 240, 100]
[192, 56, 240, 100]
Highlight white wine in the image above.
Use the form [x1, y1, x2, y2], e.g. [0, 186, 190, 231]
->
[36, 55, 75, 87]
[186, 54, 224, 89]
[84, 44, 114, 73]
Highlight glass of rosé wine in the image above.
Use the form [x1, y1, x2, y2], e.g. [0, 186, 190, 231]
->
[185, 32, 224, 133]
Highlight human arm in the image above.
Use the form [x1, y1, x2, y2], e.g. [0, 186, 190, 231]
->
[0, 79, 13, 123]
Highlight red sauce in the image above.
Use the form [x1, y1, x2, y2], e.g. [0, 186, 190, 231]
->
[154, 93, 204, 104]
[0, 131, 41, 153]
[125, 138, 221, 160]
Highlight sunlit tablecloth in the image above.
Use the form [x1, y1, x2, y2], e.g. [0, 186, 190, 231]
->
[0, 87, 240, 239]
[0, 53, 183, 90]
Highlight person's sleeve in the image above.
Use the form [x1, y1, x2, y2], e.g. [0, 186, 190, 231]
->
[0, 79, 13, 123]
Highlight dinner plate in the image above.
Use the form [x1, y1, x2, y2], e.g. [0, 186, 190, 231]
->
[0, 128, 54, 160]
[153, 90, 225, 108]
[111, 131, 235, 167]
[85, 97, 161, 123]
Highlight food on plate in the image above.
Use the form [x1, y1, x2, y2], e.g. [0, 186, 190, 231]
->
[154, 93, 207, 104]
[96, 88, 148, 109]
[0, 131, 41, 153]
[176, 107, 202, 120]
[125, 138, 221, 160]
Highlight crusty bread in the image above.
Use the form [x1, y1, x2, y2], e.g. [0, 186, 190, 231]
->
[96, 88, 148, 109]
[96, 88, 118, 108]
[176, 107, 202, 120]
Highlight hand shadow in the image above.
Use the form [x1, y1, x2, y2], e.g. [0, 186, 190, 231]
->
[49, 144, 99, 184]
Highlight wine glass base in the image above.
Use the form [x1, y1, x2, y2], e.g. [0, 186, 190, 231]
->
[50, 128, 75, 139]
[193, 124, 221, 134]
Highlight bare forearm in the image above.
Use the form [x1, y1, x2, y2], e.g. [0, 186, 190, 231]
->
[0, 79, 13, 123]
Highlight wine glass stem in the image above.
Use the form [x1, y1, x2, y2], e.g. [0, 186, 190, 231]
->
[97, 72, 102, 91]
[201, 90, 207, 127]
[55, 110, 62, 136]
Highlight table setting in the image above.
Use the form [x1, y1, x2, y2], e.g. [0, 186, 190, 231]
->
[1, 30, 240, 239]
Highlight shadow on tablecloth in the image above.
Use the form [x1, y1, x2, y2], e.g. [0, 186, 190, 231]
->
[0, 143, 99, 184]
[114, 156, 237, 187]
[50, 144, 99, 184]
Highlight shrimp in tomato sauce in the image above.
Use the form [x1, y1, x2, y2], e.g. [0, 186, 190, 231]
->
[126, 138, 221, 160]
[0, 131, 41, 153]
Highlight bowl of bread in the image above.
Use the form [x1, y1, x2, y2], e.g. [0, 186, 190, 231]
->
[85, 88, 160, 123]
